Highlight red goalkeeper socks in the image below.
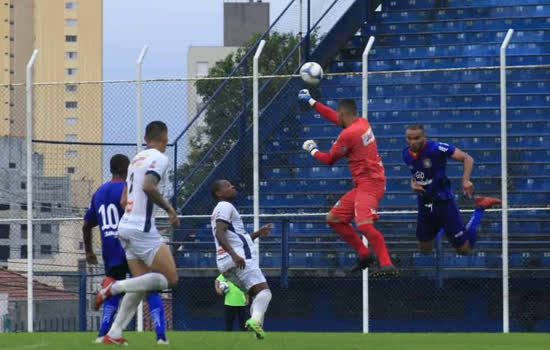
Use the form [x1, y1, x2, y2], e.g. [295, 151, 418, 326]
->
[328, 221, 370, 258]
[358, 224, 393, 267]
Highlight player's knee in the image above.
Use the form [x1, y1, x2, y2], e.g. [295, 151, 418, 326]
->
[455, 245, 471, 256]
[166, 274, 179, 287]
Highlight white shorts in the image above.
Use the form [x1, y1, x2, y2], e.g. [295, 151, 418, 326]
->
[219, 257, 267, 292]
[117, 226, 163, 267]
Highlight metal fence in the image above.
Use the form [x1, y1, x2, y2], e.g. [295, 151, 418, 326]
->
[1, 0, 550, 337]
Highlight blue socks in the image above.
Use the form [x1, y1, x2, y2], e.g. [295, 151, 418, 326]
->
[147, 293, 167, 341]
[98, 294, 121, 337]
[465, 207, 484, 249]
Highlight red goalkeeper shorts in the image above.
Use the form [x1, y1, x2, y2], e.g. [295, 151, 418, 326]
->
[329, 181, 385, 224]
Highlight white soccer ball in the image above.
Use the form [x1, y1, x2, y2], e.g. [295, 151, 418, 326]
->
[300, 61, 323, 85]
[219, 281, 229, 293]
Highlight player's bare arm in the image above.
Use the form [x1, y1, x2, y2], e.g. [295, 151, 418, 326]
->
[82, 220, 98, 265]
[142, 173, 180, 227]
[250, 224, 273, 240]
[120, 184, 128, 209]
[410, 178, 425, 195]
[215, 220, 245, 269]
[450, 148, 475, 198]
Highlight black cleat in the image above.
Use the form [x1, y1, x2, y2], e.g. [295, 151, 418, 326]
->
[369, 265, 399, 278]
[350, 253, 377, 273]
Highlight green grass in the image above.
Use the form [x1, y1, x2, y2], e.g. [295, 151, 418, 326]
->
[2, 332, 550, 350]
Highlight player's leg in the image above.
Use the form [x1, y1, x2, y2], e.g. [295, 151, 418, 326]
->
[460, 196, 502, 250]
[246, 282, 271, 339]
[327, 189, 375, 270]
[237, 306, 247, 331]
[146, 292, 167, 342]
[224, 305, 235, 331]
[354, 185, 395, 275]
[104, 259, 151, 343]
[441, 199, 472, 255]
[96, 263, 127, 340]
[415, 198, 442, 254]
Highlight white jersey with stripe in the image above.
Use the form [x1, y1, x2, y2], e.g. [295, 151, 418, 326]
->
[211, 201, 256, 271]
[119, 148, 169, 233]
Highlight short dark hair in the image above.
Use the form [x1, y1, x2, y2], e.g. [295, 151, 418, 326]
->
[406, 124, 425, 132]
[337, 99, 357, 116]
[145, 121, 168, 142]
[110, 154, 130, 177]
[210, 179, 226, 200]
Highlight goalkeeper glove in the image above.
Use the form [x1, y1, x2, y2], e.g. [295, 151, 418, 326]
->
[302, 139, 318, 156]
[298, 89, 316, 106]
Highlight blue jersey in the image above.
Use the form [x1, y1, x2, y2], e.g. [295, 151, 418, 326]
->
[84, 180, 127, 273]
[403, 140, 456, 201]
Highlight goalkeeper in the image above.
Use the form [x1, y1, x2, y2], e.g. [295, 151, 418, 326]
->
[298, 89, 397, 277]
[215, 274, 249, 331]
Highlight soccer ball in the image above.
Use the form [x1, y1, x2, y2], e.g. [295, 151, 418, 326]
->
[219, 281, 229, 293]
[300, 62, 323, 85]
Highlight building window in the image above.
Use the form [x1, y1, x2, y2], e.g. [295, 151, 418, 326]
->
[20, 182, 26, 190]
[40, 245, 52, 255]
[0, 225, 9, 239]
[66, 51, 78, 60]
[67, 167, 76, 174]
[65, 101, 78, 108]
[66, 68, 78, 76]
[65, 117, 77, 125]
[20, 224, 27, 239]
[65, 35, 77, 42]
[40, 203, 52, 213]
[0, 204, 9, 211]
[65, 134, 77, 142]
[41, 224, 52, 234]
[20, 245, 27, 259]
[65, 84, 77, 92]
[65, 150, 77, 158]
[9, 162, 16, 168]
[65, 2, 78, 9]
[0, 246, 10, 261]
[197, 62, 209, 77]
[20, 203, 27, 211]
[65, 19, 78, 27]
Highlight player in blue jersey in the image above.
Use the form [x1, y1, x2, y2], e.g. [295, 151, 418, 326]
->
[82, 154, 169, 344]
[403, 125, 501, 255]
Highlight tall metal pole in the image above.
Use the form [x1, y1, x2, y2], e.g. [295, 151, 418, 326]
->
[361, 37, 375, 334]
[136, 45, 148, 332]
[500, 28, 514, 334]
[26, 49, 38, 333]
[253, 40, 266, 255]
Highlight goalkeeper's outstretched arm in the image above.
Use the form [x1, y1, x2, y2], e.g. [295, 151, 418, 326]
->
[298, 89, 339, 125]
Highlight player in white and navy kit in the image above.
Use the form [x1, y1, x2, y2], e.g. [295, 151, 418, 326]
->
[94, 121, 180, 345]
[211, 179, 272, 339]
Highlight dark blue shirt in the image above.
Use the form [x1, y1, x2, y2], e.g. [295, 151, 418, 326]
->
[84, 180, 126, 273]
[403, 140, 456, 201]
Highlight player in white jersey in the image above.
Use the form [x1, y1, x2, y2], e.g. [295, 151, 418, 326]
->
[94, 121, 180, 345]
[211, 179, 273, 339]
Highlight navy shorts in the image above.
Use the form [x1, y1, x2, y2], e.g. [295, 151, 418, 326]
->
[416, 198, 467, 248]
[106, 261, 130, 281]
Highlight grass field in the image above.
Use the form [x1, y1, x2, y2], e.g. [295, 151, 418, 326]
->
[2, 332, 550, 350]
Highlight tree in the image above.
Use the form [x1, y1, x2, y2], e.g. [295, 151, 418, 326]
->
[175, 31, 317, 208]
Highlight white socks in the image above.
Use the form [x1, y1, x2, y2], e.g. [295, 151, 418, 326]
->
[107, 292, 144, 339]
[111, 273, 168, 295]
[251, 289, 272, 326]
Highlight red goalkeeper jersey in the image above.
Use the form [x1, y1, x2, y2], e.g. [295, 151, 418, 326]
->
[312, 102, 385, 186]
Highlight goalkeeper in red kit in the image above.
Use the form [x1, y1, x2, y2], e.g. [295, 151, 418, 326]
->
[298, 89, 397, 276]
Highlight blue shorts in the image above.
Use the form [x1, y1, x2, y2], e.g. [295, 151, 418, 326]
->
[416, 198, 467, 248]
